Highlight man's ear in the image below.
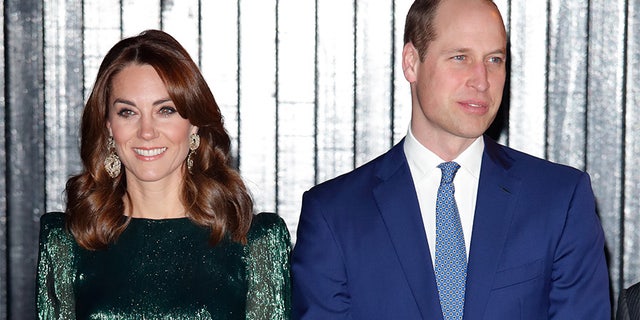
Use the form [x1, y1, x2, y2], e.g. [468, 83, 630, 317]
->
[402, 42, 420, 83]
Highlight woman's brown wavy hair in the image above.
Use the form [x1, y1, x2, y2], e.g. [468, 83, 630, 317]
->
[66, 29, 253, 250]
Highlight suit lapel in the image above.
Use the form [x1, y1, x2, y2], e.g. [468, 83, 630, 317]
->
[372, 141, 444, 320]
[463, 137, 522, 319]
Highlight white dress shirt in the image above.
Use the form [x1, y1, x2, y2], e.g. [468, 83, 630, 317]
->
[403, 128, 484, 265]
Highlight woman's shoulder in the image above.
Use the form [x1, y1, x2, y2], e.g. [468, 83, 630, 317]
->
[39, 212, 75, 248]
[40, 211, 65, 227]
[247, 212, 289, 240]
[39, 212, 67, 235]
[247, 212, 290, 243]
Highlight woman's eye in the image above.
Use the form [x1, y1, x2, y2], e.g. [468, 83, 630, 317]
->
[159, 106, 177, 116]
[117, 109, 136, 118]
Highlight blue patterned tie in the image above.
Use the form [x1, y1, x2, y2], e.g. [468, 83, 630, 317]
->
[435, 161, 467, 320]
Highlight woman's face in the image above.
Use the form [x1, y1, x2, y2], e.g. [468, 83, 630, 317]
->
[106, 64, 196, 186]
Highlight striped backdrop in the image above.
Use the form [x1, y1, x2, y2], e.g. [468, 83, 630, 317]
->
[1, 0, 638, 318]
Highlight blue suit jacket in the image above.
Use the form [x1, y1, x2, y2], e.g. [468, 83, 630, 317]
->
[291, 136, 610, 319]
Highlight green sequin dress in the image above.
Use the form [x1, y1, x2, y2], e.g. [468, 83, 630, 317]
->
[36, 212, 291, 320]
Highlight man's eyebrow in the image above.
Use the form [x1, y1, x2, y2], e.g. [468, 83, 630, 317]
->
[488, 48, 507, 55]
[443, 47, 506, 55]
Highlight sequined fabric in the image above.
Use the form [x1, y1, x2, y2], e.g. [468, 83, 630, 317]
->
[36, 212, 291, 319]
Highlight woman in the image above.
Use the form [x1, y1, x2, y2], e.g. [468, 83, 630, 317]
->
[36, 30, 291, 319]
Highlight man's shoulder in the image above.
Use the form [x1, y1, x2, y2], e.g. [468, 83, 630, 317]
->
[308, 142, 405, 197]
[627, 282, 640, 297]
[489, 139, 585, 177]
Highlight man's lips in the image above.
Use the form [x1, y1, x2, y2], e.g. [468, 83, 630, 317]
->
[459, 100, 488, 108]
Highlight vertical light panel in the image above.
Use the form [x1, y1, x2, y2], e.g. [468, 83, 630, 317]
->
[354, 0, 394, 166]
[43, 0, 84, 212]
[238, 0, 277, 213]
[316, 0, 355, 183]
[161, 0, 200, 65]
[276, 0, 316, 240]
[546, 0, 589, 169]
[6, 0, 45, 316]
[0, 1, 638, 318]
[392, 0, 414, 144]
[490, 0, 509, 145]
[493, 0, 510, 31]
[623, 0, 640, 290]
[587, 0, 626, 296]
[0, 0, 6, 317]
[83, 0, 121, 93]
[122, 0, 160, 38]
[200, 1, 240, 164]
[508, 1, 548, 157]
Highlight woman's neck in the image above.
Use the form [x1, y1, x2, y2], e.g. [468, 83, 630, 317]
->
[123, 179, 186, 219]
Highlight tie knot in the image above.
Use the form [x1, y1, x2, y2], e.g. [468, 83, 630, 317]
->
[438, 161, 460, 184]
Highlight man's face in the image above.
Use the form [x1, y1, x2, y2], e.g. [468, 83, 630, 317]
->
[403, 0, 507, 155]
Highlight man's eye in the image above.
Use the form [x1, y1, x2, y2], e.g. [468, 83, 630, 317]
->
[488, 56, 504, 64]
[452, 55, 466, 61]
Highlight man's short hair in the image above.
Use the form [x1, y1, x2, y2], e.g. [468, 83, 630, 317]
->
[403, 0, 498, 61]
[403, 0, 441, 61]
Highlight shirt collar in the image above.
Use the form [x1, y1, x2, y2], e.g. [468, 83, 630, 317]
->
[404, 127, 484, 180]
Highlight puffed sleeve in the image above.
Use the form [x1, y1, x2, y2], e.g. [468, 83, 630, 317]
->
[245, 212, 292, 320]
[36, 212, 77, 319]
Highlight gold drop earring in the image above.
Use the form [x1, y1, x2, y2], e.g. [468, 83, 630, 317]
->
[187, 133, 200, 173]
[104, 136, 121, 178]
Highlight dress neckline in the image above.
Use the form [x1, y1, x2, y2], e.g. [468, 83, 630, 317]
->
[126, 216, 191, 224]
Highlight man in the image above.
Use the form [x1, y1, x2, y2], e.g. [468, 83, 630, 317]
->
[291, 0, 611, 319]
[617, 282, 640, 320]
